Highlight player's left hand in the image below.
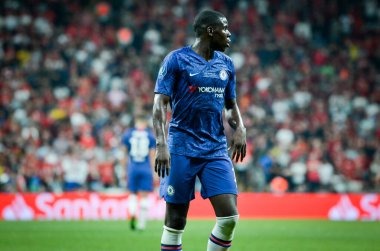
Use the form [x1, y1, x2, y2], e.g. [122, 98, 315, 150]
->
[229, 127, 246, 162]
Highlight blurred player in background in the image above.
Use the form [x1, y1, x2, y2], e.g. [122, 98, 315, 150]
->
[122, 115, 156, 230]
[153, 9, 246, 251]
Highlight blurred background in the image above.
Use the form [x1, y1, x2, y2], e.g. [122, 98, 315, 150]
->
[0, 0, 379, 194]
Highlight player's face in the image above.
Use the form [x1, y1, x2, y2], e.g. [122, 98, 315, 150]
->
[211, 17, 231, 52]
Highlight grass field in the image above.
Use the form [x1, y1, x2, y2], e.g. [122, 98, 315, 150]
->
[0, 220, 379, 251]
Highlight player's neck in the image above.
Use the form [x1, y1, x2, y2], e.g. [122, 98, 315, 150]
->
[191, 39, 214, 61]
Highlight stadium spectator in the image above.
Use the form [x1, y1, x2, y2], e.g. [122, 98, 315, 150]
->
[61, 147, 89, 191]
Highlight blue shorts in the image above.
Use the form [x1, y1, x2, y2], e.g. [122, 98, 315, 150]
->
[160, 154, 238, 203]
[127, 166, 153, 193]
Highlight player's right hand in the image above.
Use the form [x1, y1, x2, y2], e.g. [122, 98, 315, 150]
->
[155, 144, 171, 178]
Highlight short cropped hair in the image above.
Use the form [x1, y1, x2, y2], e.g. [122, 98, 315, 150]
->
[135, 114, 148, 122]
[193, 9, 225, 37]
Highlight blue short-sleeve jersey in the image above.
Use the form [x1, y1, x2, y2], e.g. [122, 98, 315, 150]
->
[154, 46, 236, 158]
[122, 128, 156, 167]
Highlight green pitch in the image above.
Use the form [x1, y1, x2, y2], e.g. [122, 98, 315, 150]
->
[0, 220, 379, 251]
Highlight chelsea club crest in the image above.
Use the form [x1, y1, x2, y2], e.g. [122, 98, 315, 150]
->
[219, 69, 228, 81]
[167, 185, 175, 196]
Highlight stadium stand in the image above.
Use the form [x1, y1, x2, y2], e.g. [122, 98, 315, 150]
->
[0, 0, 379, 193]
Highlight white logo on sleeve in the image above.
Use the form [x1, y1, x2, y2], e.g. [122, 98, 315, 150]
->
[158, 65, 167, 78]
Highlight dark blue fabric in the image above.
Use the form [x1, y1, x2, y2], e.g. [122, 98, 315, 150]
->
[154, 46, 236, 158]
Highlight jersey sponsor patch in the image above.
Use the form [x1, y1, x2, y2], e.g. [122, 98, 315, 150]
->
[188, 85, 197, 93]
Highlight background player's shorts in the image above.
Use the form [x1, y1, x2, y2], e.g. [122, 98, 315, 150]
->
[160, 153, 238, 203]
[128, 166, 153, 193]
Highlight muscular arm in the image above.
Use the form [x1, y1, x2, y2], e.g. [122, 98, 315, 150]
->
[225, 98, 247, 162]
[152, 94, 171, 177]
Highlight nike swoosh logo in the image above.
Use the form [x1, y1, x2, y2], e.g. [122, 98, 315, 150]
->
[189, 72, 200, 77]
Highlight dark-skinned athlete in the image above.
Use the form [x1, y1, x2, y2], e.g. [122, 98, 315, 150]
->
[152, 9, 246, 251]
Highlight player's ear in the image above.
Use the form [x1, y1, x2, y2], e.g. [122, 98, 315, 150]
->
[207, 26, 213, 36]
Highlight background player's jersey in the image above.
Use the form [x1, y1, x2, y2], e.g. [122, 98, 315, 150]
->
[122, 128, 155, 168]
[154, 46, 236, 158]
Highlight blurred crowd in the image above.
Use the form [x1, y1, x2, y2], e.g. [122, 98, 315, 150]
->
[0, 0, 379, 194]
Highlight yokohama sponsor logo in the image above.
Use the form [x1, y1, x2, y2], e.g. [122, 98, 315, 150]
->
[198, 86, 224, 93]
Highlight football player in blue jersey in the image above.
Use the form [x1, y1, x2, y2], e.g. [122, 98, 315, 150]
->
[122, 115, 156, 230]
[153, 9, 246, 251]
